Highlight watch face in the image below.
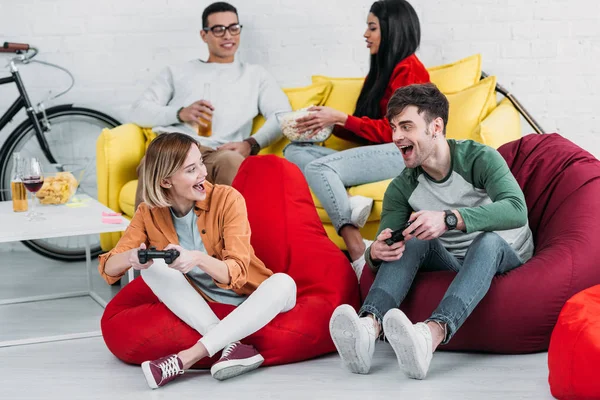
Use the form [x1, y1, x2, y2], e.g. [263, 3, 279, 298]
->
[447, 215, 458, 226]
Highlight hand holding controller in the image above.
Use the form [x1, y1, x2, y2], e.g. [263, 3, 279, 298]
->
[138, 246, 180, 264]
[385, 220, 415, 246]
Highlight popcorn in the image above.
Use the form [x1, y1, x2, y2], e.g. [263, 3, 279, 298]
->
[277, 108, 334, 143]
[36, 172, 78, 205]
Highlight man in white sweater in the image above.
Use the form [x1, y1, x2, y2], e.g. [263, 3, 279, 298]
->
[131, 2, 291, 208]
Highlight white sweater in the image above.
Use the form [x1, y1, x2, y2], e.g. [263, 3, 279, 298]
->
[130, 59, 291, 149]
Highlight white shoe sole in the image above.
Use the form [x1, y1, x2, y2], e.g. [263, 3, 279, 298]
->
[211, 354, 264, 381]
[350, 197, 373, 228]
[329, 305, 371, 374]
[383, 309, 427, 380]
[141, 361, 159, 389]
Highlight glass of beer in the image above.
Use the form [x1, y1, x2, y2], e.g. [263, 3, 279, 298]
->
[197, 82, 212, 137]
[10, 153, 28, 212]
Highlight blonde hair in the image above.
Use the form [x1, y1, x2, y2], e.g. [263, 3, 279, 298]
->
[142, 133, 200, 208]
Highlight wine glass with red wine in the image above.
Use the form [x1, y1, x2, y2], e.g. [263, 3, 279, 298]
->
[22, 157, 45, 220]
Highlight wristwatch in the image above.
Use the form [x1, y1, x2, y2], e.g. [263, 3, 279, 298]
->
[444, 210, 458, 231]
[244, 137, 261, 156]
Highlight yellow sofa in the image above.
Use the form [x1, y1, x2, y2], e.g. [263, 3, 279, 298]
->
[97, 54, 522, 251]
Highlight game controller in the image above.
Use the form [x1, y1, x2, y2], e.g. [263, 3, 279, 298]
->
[138, 247, 180, 264]
[385, 220, 415, 246]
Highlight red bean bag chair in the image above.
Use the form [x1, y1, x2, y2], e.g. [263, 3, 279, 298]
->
[101, 155, 360, 367]
[360, 133, 600, 353]
[548, 285, 600, 399]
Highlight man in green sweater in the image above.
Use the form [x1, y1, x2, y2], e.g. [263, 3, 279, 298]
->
[329, 83, 534, 379]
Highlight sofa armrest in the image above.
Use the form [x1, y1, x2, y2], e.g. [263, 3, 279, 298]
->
[97, 124, 147, 251]
[96, 123, 147, 212]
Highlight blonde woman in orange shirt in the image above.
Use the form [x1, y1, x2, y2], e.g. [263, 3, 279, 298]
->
[99, 132, 296, 389]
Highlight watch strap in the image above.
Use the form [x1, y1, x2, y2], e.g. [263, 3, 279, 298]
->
[244, 137, 261, 156]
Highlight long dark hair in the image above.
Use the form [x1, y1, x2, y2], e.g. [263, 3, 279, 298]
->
[354, 0, 421, 119]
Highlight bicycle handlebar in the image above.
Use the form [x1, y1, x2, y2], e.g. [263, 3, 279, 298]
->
[1, 42, 30, 53]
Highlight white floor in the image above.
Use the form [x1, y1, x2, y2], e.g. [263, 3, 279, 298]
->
[0, 244, 554, 400]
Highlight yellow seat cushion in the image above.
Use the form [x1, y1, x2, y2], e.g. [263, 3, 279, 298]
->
[119, 180, 138, 218]
[255, 81, 333, 156]
[311, 75, 365, 152]
[312, 178, 392, 221]
[311, 75, 363, 114]
[445, 76, 497, 142]
[474, 98, 522, 149]
[428, 54, 482, 94]
[312, 178, 394, 249]
[285, 81, 333, 110]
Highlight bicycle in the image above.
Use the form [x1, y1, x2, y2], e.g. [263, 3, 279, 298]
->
[0, 42, 121, 261]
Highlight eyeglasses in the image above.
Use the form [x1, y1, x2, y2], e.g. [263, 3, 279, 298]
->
[203, 23, 243, 37]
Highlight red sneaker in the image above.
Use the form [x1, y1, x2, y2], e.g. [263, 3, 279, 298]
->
[141, 354, 184, 389]
[210, 343, 264, 381]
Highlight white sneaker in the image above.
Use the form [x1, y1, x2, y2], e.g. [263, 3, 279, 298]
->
[350, 239, 373, 281]
[329, 304, 377, 374]
[349, 195, 374, 228]
[383, 308, 433, 380]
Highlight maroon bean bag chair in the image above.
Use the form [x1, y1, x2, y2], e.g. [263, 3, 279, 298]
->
[360, 133, 600, 353]
[101, 155, 360, 367]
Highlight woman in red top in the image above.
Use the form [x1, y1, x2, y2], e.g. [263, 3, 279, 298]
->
[283, 0, 430, 279]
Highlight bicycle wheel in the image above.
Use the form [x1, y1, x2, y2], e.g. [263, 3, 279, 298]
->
[0, 104, 120, 261]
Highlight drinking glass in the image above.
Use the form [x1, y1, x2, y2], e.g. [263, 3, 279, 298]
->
[21, 158, 45, 221]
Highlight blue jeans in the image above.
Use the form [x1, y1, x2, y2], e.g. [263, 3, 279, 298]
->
[283, 143, 404, 232]
[360, 232, 523, 344]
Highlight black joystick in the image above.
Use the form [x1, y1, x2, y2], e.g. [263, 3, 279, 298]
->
[138, 246, 180, 264]
[385, 220, 415, 246]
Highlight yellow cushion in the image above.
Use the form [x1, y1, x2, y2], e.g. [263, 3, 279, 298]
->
[119, 180, 138, 218]
[312, 178, 392, 223]
[474, 98, 522, 149]
[485, 91, 498, 118]
[311, 75, 364, 114]
[142, 128, 157, 148]
[313, 177, 394, 250]
[445, 76, 497, 142]
[428, 54, 482, 94]
[254, 81, 333, 156]
[324, 222, 379, 249]
[311, 75, 366, 152]
[285, 81, 333, 110]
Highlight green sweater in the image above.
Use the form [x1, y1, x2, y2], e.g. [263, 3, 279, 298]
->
[366, 139, 534, 271]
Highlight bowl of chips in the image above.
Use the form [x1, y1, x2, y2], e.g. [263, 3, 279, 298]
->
[36, 164, 84, 205]
[276, 108, 334, 143]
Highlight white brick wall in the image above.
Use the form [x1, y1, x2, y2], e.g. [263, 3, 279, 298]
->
[1, 0, 599, 158]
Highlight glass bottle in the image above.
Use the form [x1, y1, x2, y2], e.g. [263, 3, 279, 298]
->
[10, 152, 28, 212]
[197, 82, 213, 137]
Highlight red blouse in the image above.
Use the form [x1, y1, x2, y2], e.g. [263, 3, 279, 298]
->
[340, 54, 430, 144]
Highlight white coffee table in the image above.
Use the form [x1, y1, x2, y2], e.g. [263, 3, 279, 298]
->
[0, 195, 129, 347]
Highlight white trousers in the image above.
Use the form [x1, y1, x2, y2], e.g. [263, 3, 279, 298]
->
[141, 260, 297, 357]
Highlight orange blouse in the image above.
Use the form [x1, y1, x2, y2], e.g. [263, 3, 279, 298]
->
[98, 182, 273, 296]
